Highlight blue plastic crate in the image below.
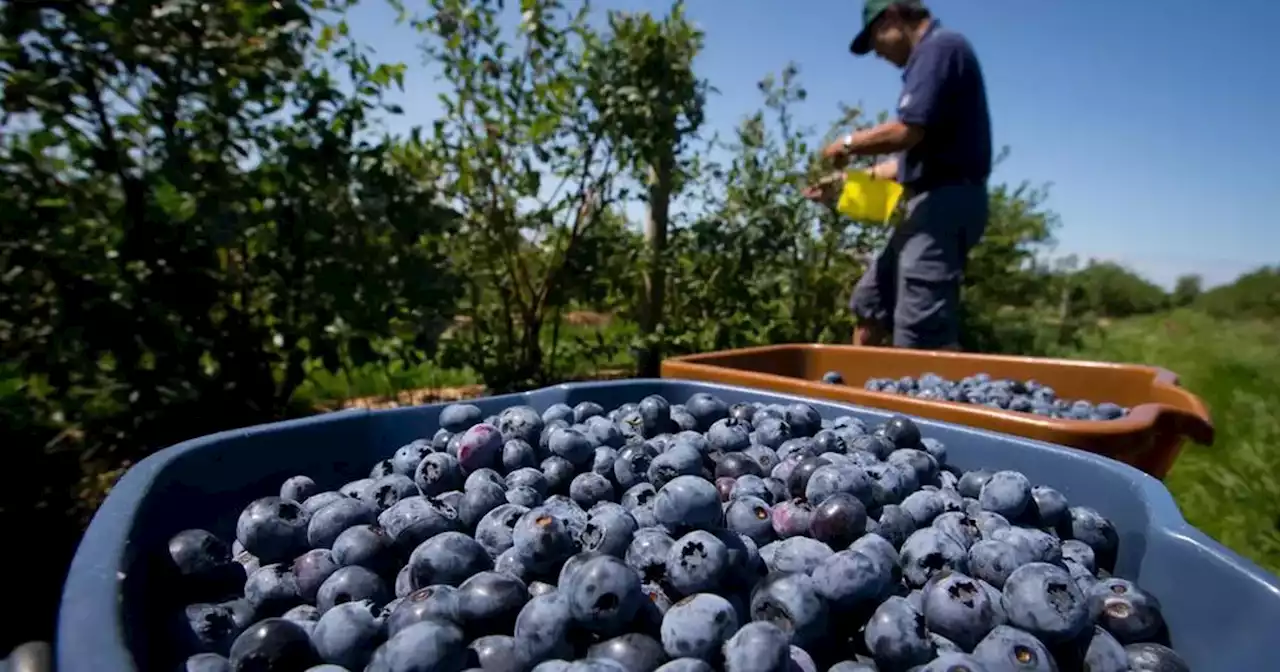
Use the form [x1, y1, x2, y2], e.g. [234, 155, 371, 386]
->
[60, 379, 1280, 671]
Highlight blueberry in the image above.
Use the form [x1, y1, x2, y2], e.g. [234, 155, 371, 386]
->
[916, 652, 988, 670]
[713, 452, 762, 480]
[1060, 539, 1096, 572]
[753, 417, 792, 450]
[804, 464, 873, 508]
[563, 554, 644, 633]
[1125, 642, 1190, 672]
[1087, 577, 1166, 644]
[387, 586, 459, 637]
[570, 472, 616, 509]
[237, 497, 311, 563]
[332, 524, 397, 575]
[1029, 485, 1069, 527]
[900, 490, 946, 528]
[749, 572, 828, 646]
[725, 496, 775, 546]
[653, 476, 721, 530]
[587, 632, 668, 672]
[367, 618, 467, 672]
[440, 403, 483, 433]
[922, 572, 1001, 650]
[408, 531, 491, 588]
[863, 596, 933, 669]
[684, 393, 730, 432]
[992, 526, 1061, 565]
[966, 539, 1021, 589]
[1083, 626, 1128, 672]
[573, 401, 606, 423]
[378, 496, 461, 553]
[972, 511, 1010, 540]
[978, 471, 1032, 520]
[932, 511, 981, 550]
[515, 592, 575, 661]
[880, 415, 923, 449]
[302, 492, 348, 516]
[626, 530, 675, 583]
[721, 621, 788, 672]
[825, 662, 876, 672]
[666, 530, 729, 594]
[458, 480, 509, 531]
[317, 565, 390, 613]
[956, 469, 993, 499]
[182, 653, 232, 672]
[727, 403, 757, 426]
[279, 475, 319, 503]
[507, 467, 550, 495]
[783, 404, 821, 438]
[1064, 506, 1119, 572]
[228, 618, 319, 670]
[900, 528, 968, 587]
[392, 440, 434, 477]
[244, 563, 303, 616]
[769, 499, 815, 540]
[455, 571, 528, 635]
[849, 434, 894, 461]
[167, 529, 243, 598]
[707, 419, 751, 454]
[1002, 562, 1089, 643]
[621, 482, 658, 510]
[415, 453, 465, 497]
[542, 456, 578, 495]
[178, 602, 241, 654]
[312, 599, 384, 669]
[512, 508, 576, 573]
[873, 504, 916, 549]
[658, 593, 739, 660]
[580, 506, 639, 557]
[763, 537, 833, 575]
[585, 416, 627, 449]
[811, 550, 892, 611]
[821, 371, 844, 384]
[783, 457, 829, 499]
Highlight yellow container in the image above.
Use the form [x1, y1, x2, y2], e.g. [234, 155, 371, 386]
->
[837, 171, 904, 224]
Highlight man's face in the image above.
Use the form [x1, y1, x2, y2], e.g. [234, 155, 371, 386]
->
[870, 14, 912, 68]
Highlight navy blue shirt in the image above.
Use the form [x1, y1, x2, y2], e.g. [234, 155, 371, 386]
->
[896, 21, 992, 191]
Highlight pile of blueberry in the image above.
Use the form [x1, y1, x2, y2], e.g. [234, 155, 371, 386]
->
[819, 372, 1130, 422]
[168, 394, 1187, 672]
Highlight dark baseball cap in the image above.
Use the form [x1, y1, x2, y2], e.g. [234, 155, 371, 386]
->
[850, 0, 923, 55]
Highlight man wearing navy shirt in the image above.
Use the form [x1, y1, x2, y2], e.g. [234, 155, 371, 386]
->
[810, 0, 992, 350]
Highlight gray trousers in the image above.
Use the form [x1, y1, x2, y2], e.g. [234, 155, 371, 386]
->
[849, 184, 988, 349]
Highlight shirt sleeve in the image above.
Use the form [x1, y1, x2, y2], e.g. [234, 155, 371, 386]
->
[897, 41, 961, 128]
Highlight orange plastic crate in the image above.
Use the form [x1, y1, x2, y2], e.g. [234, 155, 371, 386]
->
[661, 344, 1214, 479]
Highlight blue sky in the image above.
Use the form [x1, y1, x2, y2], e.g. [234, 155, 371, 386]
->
[345, 0, 1279, 289]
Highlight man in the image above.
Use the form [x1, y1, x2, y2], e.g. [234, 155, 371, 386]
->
[807, 0, 991, 350]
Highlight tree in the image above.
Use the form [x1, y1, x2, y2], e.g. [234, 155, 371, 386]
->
[1172, 274, 1203, 307]
[1196, 266, 1280, 319]
[584, 1, 708, 376]
[1, 0, 458, 647]
[660, 65, 888, 353]
[402, 0, 624, 391]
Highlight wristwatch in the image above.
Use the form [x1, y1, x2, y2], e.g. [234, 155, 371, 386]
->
[841, 133, 856, 155]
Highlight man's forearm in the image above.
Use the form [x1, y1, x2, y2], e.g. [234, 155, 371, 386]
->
[825, 121, 922, 163]
[845, 121, 919, 155]
[866, 158, 899, 181]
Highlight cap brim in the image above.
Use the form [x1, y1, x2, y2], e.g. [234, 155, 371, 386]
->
[849, 29, 873, 55]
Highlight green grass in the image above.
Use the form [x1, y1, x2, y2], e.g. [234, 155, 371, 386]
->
[1068, 309, 1280, 574]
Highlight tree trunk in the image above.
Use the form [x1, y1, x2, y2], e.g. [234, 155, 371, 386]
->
[638, 157, 672, 378]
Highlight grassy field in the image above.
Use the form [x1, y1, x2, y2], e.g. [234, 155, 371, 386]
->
[1069, 310, 1280, 574]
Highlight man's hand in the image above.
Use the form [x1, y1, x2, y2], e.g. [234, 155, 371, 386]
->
[802, 170, 847, 205]
[821, 135, 852, 168]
